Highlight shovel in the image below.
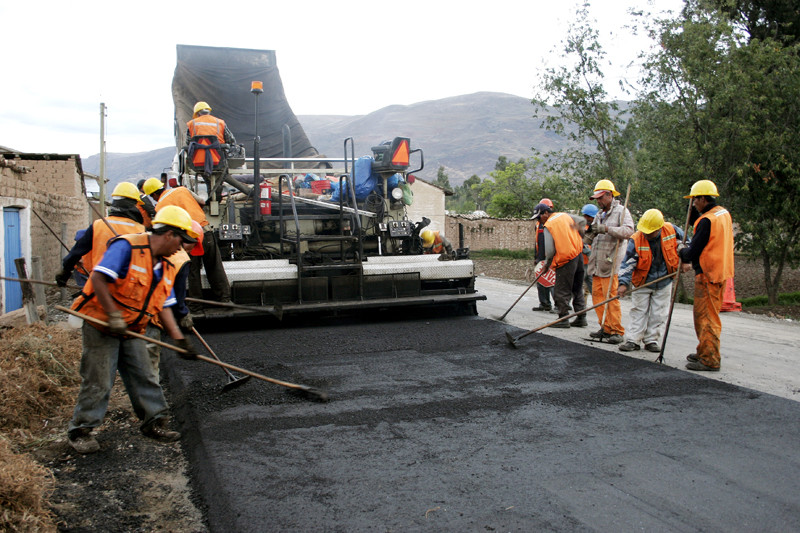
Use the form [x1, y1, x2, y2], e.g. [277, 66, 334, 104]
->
[191, 326, 252, 392]
[55, 305, 328, 402]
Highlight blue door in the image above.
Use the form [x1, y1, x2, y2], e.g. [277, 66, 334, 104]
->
[4, 208, 23, 311]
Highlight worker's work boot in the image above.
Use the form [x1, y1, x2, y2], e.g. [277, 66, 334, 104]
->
[686, 360, 720, 372]
[532, 305, 552, 312]
[606, 334, 624, 345]
[589, 329, 610, 339]
[68, 428, 100, 454]
[570, 314, 588, 328]
[549, 316, 571, 328]
[645, 343, 661, 353]
[686, 353, 698, 362]
[618, 341, 640, 351]
[141, 417, 181, 442]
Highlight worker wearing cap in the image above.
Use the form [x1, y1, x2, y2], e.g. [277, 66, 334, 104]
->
[678, 180, 734, 371]
[67, 206, 201, 454]
[585, 179, 634, 344]
[540, 211, 588, 327]
[144, 177, 231, 303]
[580, 204, 599, 295]
[421, 229, 454, 258]
[56, 182, 146, 288]
[617, 209, 684, 353]
[186, 101, 236, 176]
[531, 202, 555, 312]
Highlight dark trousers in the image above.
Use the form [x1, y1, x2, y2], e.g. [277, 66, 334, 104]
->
[537, 284, 554, 308]
[554, 255, 586, 317]
[189, 230, 231, 301]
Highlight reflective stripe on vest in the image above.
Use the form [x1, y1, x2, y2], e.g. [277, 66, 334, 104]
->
[695, 205, 734, 283]
[72, 233, 178, 334]
[631, 223, 680, 287]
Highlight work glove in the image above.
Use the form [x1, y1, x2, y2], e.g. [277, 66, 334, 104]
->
[618, 284, 629, 297]
[174, 337, 199, 360]
[107, 311, 128, 335]
[178, 313, 194, 332]
[55, 268, 71, 287]
[676, 242, 687, 253]
[438, 253, 451, 261]
[592, 223, 608, 234]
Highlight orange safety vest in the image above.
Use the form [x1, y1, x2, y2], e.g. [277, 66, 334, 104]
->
[155, 187, 208, 226]
[149, 248, 190, 330]
[187, 115, 226, 166]
[631, 223, 680, 287]
[83, 216, 145, 274]
[425, 231, 447, 254]
[137, 204, 153, 230]
[543, 212, 583, 268]
[72, 234, 179, 334]
[696, 205, 735, 283]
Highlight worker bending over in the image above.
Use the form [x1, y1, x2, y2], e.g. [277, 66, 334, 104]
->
[541, 212, 588, 328]
[617, 209, 684, 353]
[67, 206, 200, 454]
[421, 229, 454, 259]
[678, 180, 734, 372]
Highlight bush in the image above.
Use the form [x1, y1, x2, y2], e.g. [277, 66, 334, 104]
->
[739, 291, 800, 308]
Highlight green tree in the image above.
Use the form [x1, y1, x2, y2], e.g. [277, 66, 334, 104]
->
[435, 166, 451, 190]
[532, 2, 635, 199]
[634, 0, 800, 303]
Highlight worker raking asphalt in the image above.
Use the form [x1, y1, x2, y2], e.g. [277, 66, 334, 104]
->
[162, 310, 800, 532]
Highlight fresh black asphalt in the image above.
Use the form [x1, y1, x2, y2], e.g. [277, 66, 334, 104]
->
[163, 311, 800, 532]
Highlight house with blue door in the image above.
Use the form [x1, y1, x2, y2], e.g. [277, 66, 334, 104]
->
[1, 148, 91, 314]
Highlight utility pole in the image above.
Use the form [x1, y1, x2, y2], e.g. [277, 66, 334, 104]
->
[99, 102, 107, 217]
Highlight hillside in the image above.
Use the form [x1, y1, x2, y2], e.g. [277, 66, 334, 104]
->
[83, 92, 565, 190]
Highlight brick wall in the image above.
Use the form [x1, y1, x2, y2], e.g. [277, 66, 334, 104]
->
[1, 156, 90, 303]
[446, 214, 536, 251]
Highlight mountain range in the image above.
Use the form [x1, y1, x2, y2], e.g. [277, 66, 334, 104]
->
[83, 92, 566, 191]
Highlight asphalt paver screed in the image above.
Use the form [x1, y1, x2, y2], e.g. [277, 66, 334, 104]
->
[163, 314, 800, 532]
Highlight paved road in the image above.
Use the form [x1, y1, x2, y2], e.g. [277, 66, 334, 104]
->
[475, 276, 800, 402]
[164, 292, 800, 532]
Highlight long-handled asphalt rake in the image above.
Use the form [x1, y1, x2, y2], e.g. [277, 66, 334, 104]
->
[191, 326, 252, 392]
[493, 267, 548, 322]
[505, 271, 679, 348]
[56, 306, 328, 402]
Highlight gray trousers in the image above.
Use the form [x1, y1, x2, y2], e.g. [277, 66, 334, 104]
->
[189, 230, 231, 301]
[68, 323, 169, 437]
[554, 254, 586, 317]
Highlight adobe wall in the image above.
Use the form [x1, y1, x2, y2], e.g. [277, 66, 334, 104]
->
[446, 215, 536, 251]
[0, 157, 90, 289]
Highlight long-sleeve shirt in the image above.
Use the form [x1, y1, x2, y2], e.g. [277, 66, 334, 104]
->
[619, 224, 685, 290]
[585, 200, 635, 277]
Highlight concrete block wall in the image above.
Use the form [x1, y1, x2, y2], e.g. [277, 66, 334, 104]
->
[1, 158, 90, 285]
[446, 215, 536, 251]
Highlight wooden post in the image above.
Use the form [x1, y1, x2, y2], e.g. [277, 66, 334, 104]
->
[14, 258, 40, 324]
[30, 257, 49, 325]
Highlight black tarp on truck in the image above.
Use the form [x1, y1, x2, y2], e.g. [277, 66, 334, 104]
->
[172, 44, 319, 161]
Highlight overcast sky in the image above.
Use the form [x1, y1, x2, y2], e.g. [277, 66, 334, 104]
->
[1, 0, 682, 160]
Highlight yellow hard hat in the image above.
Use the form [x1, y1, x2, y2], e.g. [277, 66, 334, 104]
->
[193, 101, 211, 115]
[111, 182, 144, 204]
[637, 209, 665, 234]
[143, 177, 164, 196]
[421, 229, 435, 247]
[684, 179, 719, 198]
[152, 206, 197, 242]
[590, 179, 620, 198]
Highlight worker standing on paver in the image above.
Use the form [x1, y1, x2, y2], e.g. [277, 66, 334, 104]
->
[186, 101, 237, 176]
[67, 206, 201, 454]
[541, 211, 587, 328]
[421, 229, 454, 258]
[584, 179, 634, 344]
[678, 180, 734, 371]
[144, 177, 231, 304]
[617, 209, 684, 353]
[55, 182, 146, 288]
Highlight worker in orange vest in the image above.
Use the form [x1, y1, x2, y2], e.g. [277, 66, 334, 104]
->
[531, 202, 555, 312]
[56, 182, 146, 288]
[421, 229, 454, 258]
[186, 101, 236, 175]
[678, 180, 734, 371]
[144, 177, 231, 303]
[617, 209, 684, 353]
[541, 212, 587, 328]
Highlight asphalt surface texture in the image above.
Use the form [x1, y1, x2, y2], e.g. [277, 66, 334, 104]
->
[164, 300, 800, 532]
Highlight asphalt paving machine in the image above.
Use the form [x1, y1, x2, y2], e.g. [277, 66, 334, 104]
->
[170, 45, 484, 318]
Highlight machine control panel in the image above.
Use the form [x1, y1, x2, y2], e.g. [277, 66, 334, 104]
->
[219, 223, 244, 241]
[387, 220, 413, 238]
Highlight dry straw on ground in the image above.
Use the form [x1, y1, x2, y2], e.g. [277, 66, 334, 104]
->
[0, 323, 82, 532]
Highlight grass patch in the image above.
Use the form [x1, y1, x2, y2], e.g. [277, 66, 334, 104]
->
[470, 248, 536, 260]
[739, 291, 800, 308]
